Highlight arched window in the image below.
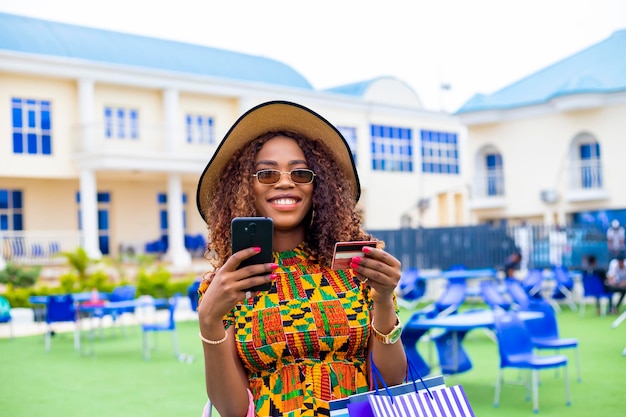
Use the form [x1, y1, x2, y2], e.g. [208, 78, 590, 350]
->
[571, 133, 602, 190]
[474, 145, 504, 197]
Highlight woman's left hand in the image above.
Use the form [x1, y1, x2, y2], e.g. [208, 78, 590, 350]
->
[351, 246, 401, 301]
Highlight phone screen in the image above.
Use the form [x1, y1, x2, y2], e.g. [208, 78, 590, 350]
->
[231, 217, 274, 291]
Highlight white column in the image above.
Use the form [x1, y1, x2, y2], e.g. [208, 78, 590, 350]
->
[163, 88, 179, 153]
[165, 174, 191, 268]
[78, 79, 95, 151]
[79, 169, 102, 259]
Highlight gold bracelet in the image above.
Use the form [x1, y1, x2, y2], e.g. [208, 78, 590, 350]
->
[199, 330, 228, 345]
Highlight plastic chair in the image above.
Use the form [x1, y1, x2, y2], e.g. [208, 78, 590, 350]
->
[493, 311, 571, 413]
[0, 295, 13, 338]
[551, 266, 577, 312]
[188, 280, 201, 312]
[523, 299, 581, 382]
[579, 271, 610, 317]
[45, 294, 80, 352]
[504, 278, 531, 310]
[141, 295, 180, 360]
[522, 269, 544, 299]
[396, 268, 426, 309]
[480, 280, 512, 311]
[400, 328, 432, 377]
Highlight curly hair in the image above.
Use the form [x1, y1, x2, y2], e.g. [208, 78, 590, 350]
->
[202, 131, 374, 270]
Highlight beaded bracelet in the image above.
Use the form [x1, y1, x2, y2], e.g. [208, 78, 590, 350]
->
[199, 330, 228, 345]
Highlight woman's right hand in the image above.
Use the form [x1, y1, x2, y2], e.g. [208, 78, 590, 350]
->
[198, 247, 276, 323]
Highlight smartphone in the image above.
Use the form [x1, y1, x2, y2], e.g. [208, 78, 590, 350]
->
[331, 240, 378, 270]
[231, 217, 274, 291]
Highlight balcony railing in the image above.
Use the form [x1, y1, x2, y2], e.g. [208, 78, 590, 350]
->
[0, 231, 83, 266]
[472, 169, 505, 199]
[568, 160, 603, 191]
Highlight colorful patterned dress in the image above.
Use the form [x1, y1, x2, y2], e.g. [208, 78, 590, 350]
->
[225, 243, 372, 416]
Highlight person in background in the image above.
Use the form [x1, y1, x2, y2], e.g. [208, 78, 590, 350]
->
[607, 252, 626, 314]
[195, 101, 405, 416]
[607, 220, 625, 259]
[584, 254, 612, 314]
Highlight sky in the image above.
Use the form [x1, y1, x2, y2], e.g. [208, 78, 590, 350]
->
[1, 0, 626, 112]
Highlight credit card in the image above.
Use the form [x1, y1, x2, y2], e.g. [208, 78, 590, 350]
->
[331, 240, 377, 270]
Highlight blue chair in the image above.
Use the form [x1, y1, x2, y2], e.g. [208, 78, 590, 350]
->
[397, 268, 426, 309]
[579, 271, 610, 316]
[523, 299, 581, 382]
[480, 280, 512, 311]
[45, 294, 80, 352]
[401, 328, 432, 377]
[493, 311, 571, 413]
[188, 280, 201, 312]
[551, 266, 577, 311]
[0, 295, 13, 339]
[141, 295, 180, 360]
[522, 269, 544, 299]
[504, 278, 532, 310]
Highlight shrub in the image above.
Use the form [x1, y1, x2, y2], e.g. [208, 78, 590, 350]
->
[0, 263, 41, 288]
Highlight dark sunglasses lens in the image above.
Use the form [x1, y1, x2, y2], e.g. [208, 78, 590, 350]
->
[291, 170, 313, 183]
[257, 170, 281, 184]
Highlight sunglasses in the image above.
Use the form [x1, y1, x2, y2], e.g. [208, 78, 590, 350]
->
[253, 169, 316, 185]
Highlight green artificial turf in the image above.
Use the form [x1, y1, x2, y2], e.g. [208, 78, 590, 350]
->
[1, 306, 624, 417]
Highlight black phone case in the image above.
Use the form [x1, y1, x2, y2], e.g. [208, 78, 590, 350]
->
[231, 217, 274, 291]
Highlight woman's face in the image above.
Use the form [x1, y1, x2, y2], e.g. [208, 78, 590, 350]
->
[253, 136, 314, 232]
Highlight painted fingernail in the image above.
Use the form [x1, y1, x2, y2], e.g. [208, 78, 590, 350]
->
[270, 263, 279, 269]
[350, 262, 359, 269]
[253, 247, 261, 252]
[352, 256, 361, 264]
[270, 273, 278, 280]
[362, 247, 372, 253]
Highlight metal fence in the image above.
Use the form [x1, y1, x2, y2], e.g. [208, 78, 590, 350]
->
[368, 224, 609, 271]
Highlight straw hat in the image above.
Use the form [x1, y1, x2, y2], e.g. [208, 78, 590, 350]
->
[196, 100, 360, 222]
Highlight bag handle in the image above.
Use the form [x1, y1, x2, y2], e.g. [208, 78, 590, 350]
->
[369, 352, 434, 403]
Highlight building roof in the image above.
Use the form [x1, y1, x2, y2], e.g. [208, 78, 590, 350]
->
[0, 12, 313, 90]
[324, 78, 377, 96]
[456, 29, 626, 114]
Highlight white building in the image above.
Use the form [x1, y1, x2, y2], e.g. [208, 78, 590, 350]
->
[457, 28, 626, 230]
[0, 12, 465, 268]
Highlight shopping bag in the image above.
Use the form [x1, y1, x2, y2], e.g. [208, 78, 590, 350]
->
[329, 354, 446, 417]
[366, 353, 475, 417]
[367, 385, 475, 417]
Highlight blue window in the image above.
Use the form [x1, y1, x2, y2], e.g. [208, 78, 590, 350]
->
[104, 106, 139, 139]
[420, 130, 459, 175]
[0, 189, 24, 231]
[11, 98, 52, 155]
[185, 114, 215, 144]
[579, 142, 602, 189]
[337, 126, 358, 165]
[370, 124, 413, 172]
[485, 153, 504, 196]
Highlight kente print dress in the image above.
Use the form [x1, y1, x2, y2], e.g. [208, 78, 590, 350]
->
[227, 243, 372, 416]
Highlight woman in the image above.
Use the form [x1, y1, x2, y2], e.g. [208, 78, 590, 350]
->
[196, 101, 406, 417]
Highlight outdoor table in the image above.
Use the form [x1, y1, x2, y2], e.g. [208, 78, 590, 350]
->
[403, 309, 543, 375]
[78, 297, 169, 356]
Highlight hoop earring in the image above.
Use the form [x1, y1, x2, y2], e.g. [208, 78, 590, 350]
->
[309, 207, 316, 228]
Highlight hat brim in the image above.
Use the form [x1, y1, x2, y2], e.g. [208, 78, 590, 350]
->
[196, 100, 360, 223]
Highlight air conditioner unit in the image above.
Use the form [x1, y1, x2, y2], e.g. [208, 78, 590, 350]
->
[540, 189, 559, 204]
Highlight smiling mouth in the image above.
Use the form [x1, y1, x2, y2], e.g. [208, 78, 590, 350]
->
[270, 198, 299, 205]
